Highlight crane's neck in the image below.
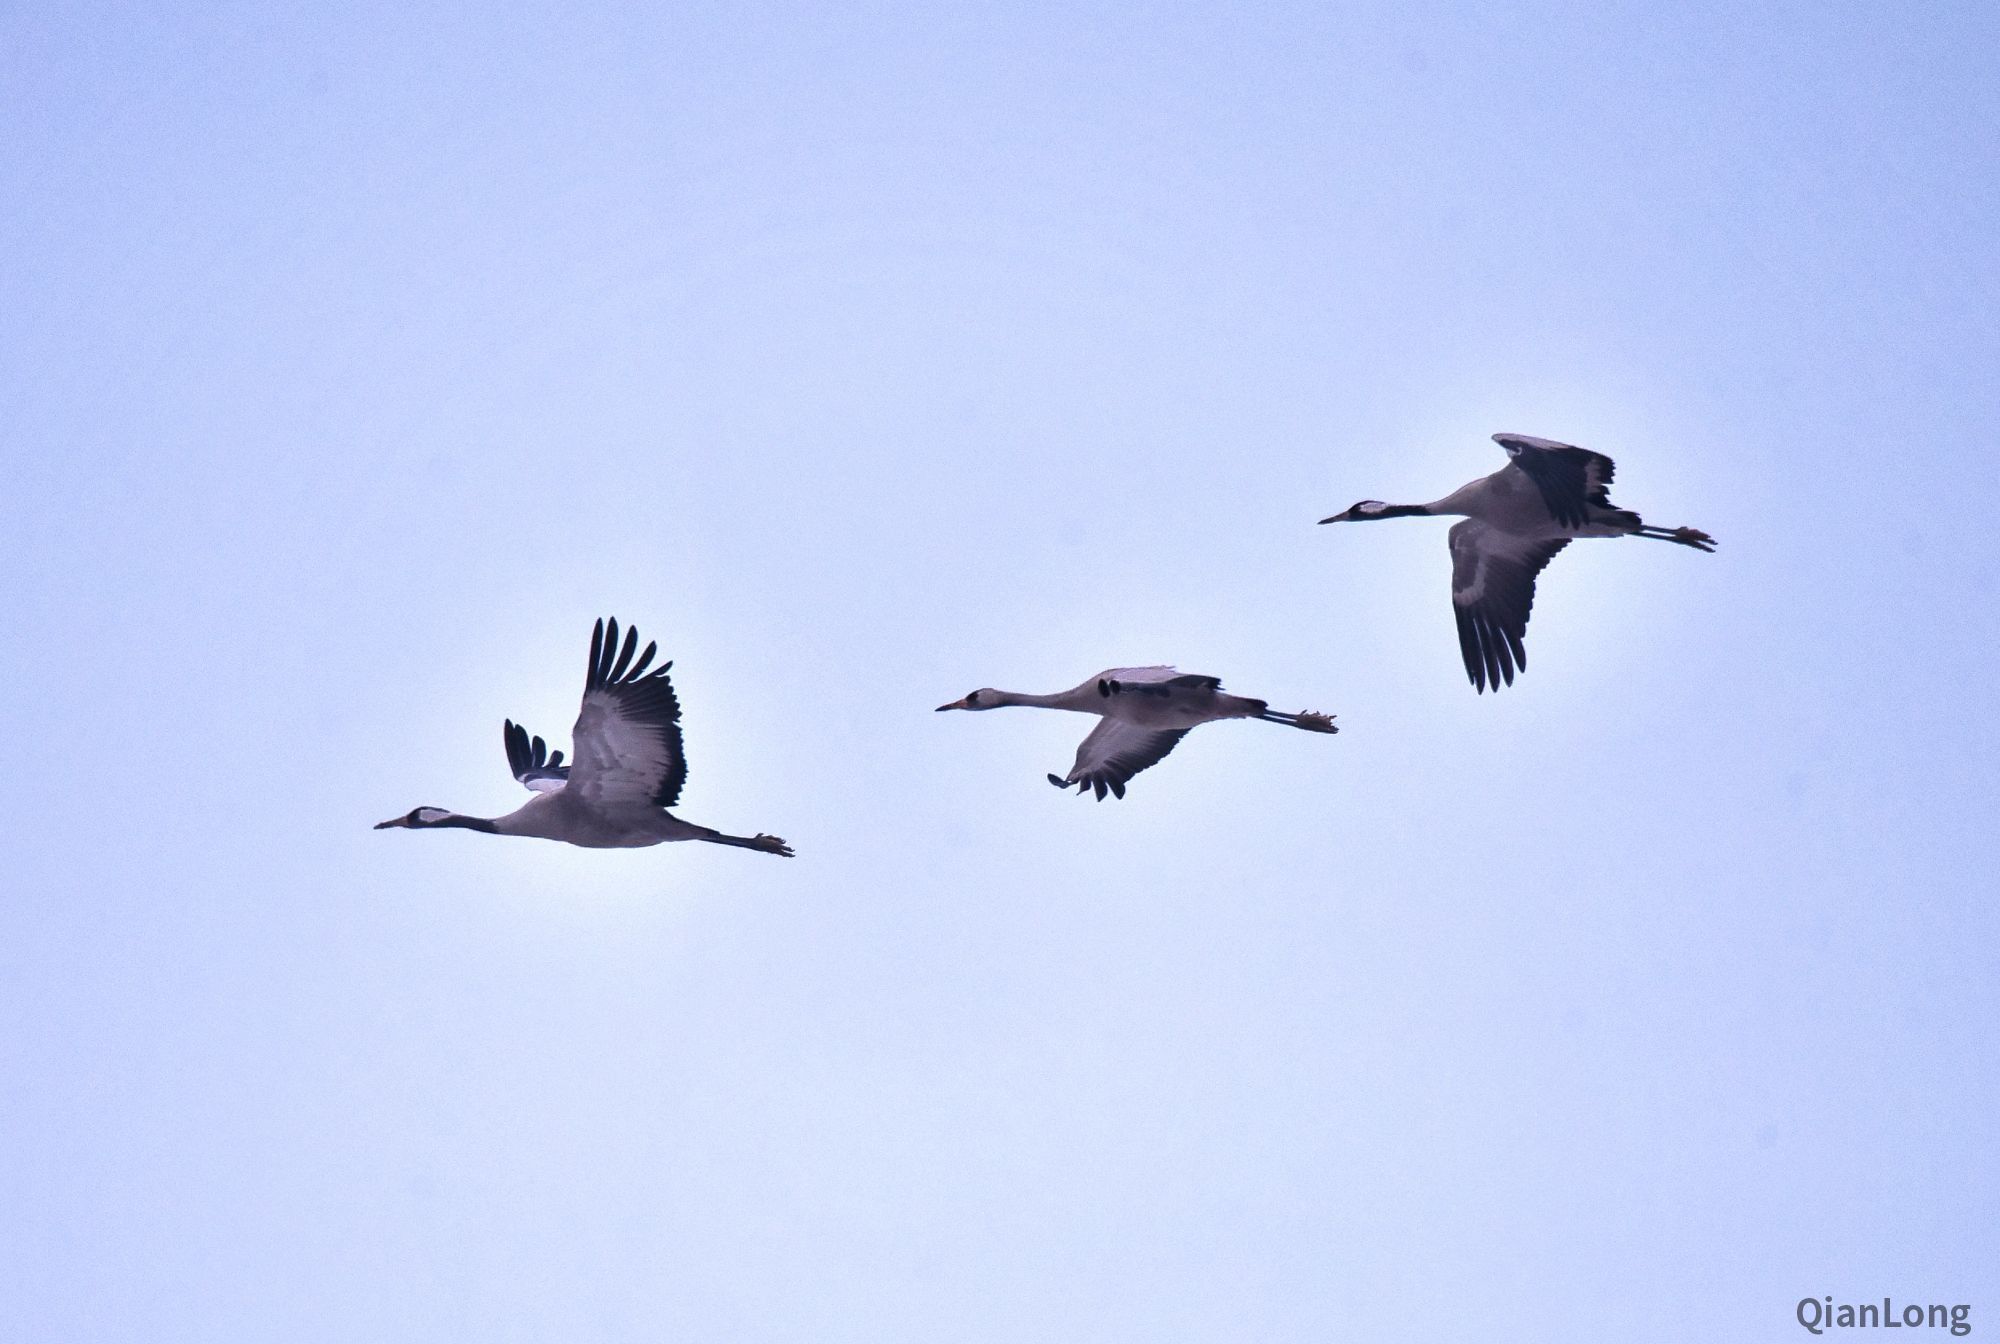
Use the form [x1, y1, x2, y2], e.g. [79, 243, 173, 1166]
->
[992, 689, 1091, 711]
[1421, 477, 1506, 517]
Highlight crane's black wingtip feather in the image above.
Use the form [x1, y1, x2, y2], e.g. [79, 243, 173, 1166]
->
[586, 620, 675, 689]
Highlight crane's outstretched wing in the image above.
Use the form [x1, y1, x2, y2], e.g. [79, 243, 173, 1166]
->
[1449, 520, 1570, 693]
[1494, 432, 1617, 531]
[502, 719, 570, 793]
[1047, 718, 1191, 800]
[1090, 668, 1227, 704]
[1084, 665, 1224, 701]
[566, 617, 688, 810]
[1094, 666, 1179, 682]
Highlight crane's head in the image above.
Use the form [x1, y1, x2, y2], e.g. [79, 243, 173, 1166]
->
[375, 806, 452, 829]
[1318, 500, 1426, 524]
[936, 689, 999, 712]
[1319, 500, 1389, 524]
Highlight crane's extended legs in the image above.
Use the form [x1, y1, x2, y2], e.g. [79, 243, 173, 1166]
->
[700, 831, 796, 857]
[1633, 524, 1717, 552]
[1258, 709, 1339, 733]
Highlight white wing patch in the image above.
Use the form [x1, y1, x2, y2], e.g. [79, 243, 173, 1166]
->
[1094, 665, 1180, 684]
[503, 720, 572, 794]
[1493, 431, 1573, 453]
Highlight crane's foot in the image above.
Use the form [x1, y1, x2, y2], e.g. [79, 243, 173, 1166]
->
[753, 834, 795, 857]
[1672, 526, 1717, 551]
[1295, 711, 1339, 734]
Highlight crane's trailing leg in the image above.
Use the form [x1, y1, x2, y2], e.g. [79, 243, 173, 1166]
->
[1633, 524, 1717, 552]
[1258, 708, 1339, 733]
[701, 830, 795, 857]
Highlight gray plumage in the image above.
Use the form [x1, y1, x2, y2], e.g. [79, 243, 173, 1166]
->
[937, 665, 1337, 800]
[1320, 432, 1716, 692]
[375, 618, 793, 855]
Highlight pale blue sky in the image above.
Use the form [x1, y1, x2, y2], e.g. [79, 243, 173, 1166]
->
[4, 2, 1997, 1340]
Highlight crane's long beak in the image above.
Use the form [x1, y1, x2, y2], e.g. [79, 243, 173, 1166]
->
[936, 698, 969, 712]
[374, 816, 410, 829]
[1317, 511, 1345, 524]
